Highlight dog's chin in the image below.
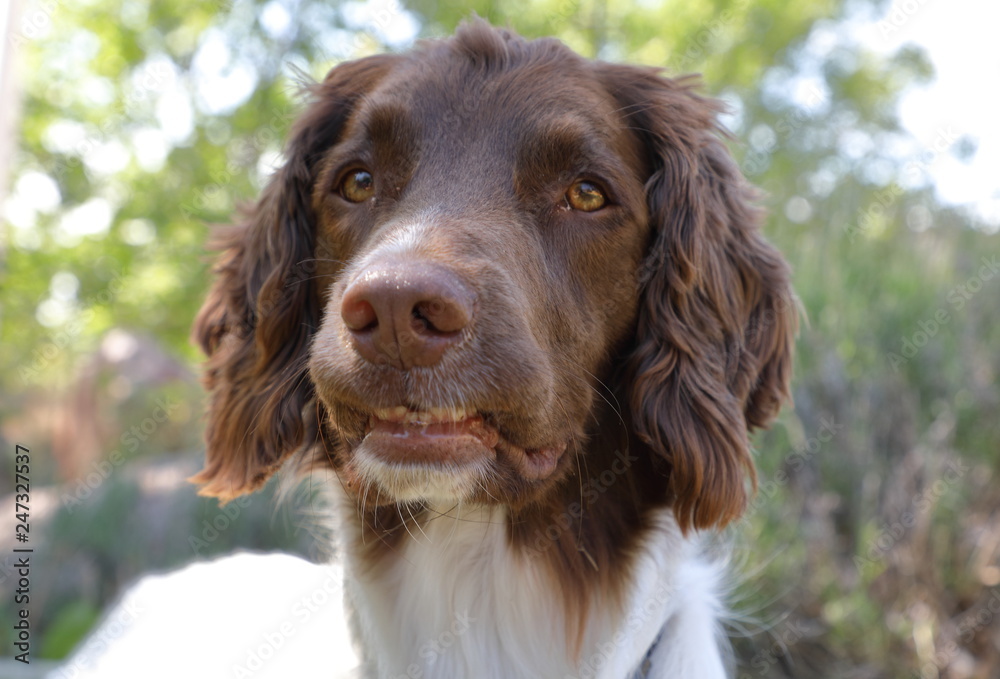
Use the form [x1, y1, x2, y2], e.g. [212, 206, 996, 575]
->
[333, 407, 569, 505]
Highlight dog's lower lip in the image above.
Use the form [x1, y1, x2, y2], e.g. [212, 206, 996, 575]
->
[501, 439, 566, 480]
[361, 408, 500, 466]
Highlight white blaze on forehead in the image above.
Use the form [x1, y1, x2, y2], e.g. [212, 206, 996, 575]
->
[347, 209, 470, 289]
[369, 214, 439, 259]
[381, 219, 427, 255]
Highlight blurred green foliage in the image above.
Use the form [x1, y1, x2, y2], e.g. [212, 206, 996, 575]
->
[2, 0, 998, 674]
[39, 601, 101, 660]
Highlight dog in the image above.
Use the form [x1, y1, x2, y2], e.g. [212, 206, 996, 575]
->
[191, 20, 796, 678]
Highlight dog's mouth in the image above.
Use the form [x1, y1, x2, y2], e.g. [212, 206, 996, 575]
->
[340, 405, 568, 502]
[364, 407, 499, 465]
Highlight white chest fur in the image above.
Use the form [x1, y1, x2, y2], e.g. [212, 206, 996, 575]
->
[331, 491, 730, 679]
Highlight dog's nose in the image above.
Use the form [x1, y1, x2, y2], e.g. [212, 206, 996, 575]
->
[340, 261, 476, 369]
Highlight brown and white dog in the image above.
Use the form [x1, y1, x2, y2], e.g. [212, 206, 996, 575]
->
[191, 21, 796, 679]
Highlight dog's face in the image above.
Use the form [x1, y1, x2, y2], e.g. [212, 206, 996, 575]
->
[192, 24, 796, 532]
[307, 47, 652, 507]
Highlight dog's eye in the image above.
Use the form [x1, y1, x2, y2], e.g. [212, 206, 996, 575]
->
[340, 170, 375, 203]
[566, 180, 607, 212]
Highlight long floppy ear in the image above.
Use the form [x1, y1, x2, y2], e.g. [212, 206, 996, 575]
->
[190, 56, 397, 500]
[604, 66, 797, 532]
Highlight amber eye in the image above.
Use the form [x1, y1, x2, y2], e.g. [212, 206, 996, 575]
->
[340, 169, 375, 203]
[566, 180, 607, 212]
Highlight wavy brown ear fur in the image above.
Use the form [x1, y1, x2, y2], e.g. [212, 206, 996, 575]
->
[603, 65, 797, 532]
[190, 56, 396, 499]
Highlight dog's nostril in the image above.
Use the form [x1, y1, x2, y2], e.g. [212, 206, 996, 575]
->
[424, 300, 444, 317]
[342, 298, 378, 332]
[414, 299, 469, 335]
[411, 305, 431, 332]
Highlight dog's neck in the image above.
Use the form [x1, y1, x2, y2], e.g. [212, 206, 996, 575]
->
[328, 484, 727, 679]
[341, 492, 661, 679]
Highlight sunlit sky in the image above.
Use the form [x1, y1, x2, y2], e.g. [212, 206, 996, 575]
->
[853, 0, 1000, 227]
[2, 0, 998, 230]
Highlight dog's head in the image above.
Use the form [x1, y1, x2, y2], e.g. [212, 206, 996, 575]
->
[191, 22, 796, 533]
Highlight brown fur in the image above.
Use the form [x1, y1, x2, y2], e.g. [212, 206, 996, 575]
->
[191, 20, 797, 645]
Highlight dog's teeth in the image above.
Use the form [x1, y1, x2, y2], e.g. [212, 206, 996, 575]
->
[430, 407, 469, 422]
[374, 406, 475, 424]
